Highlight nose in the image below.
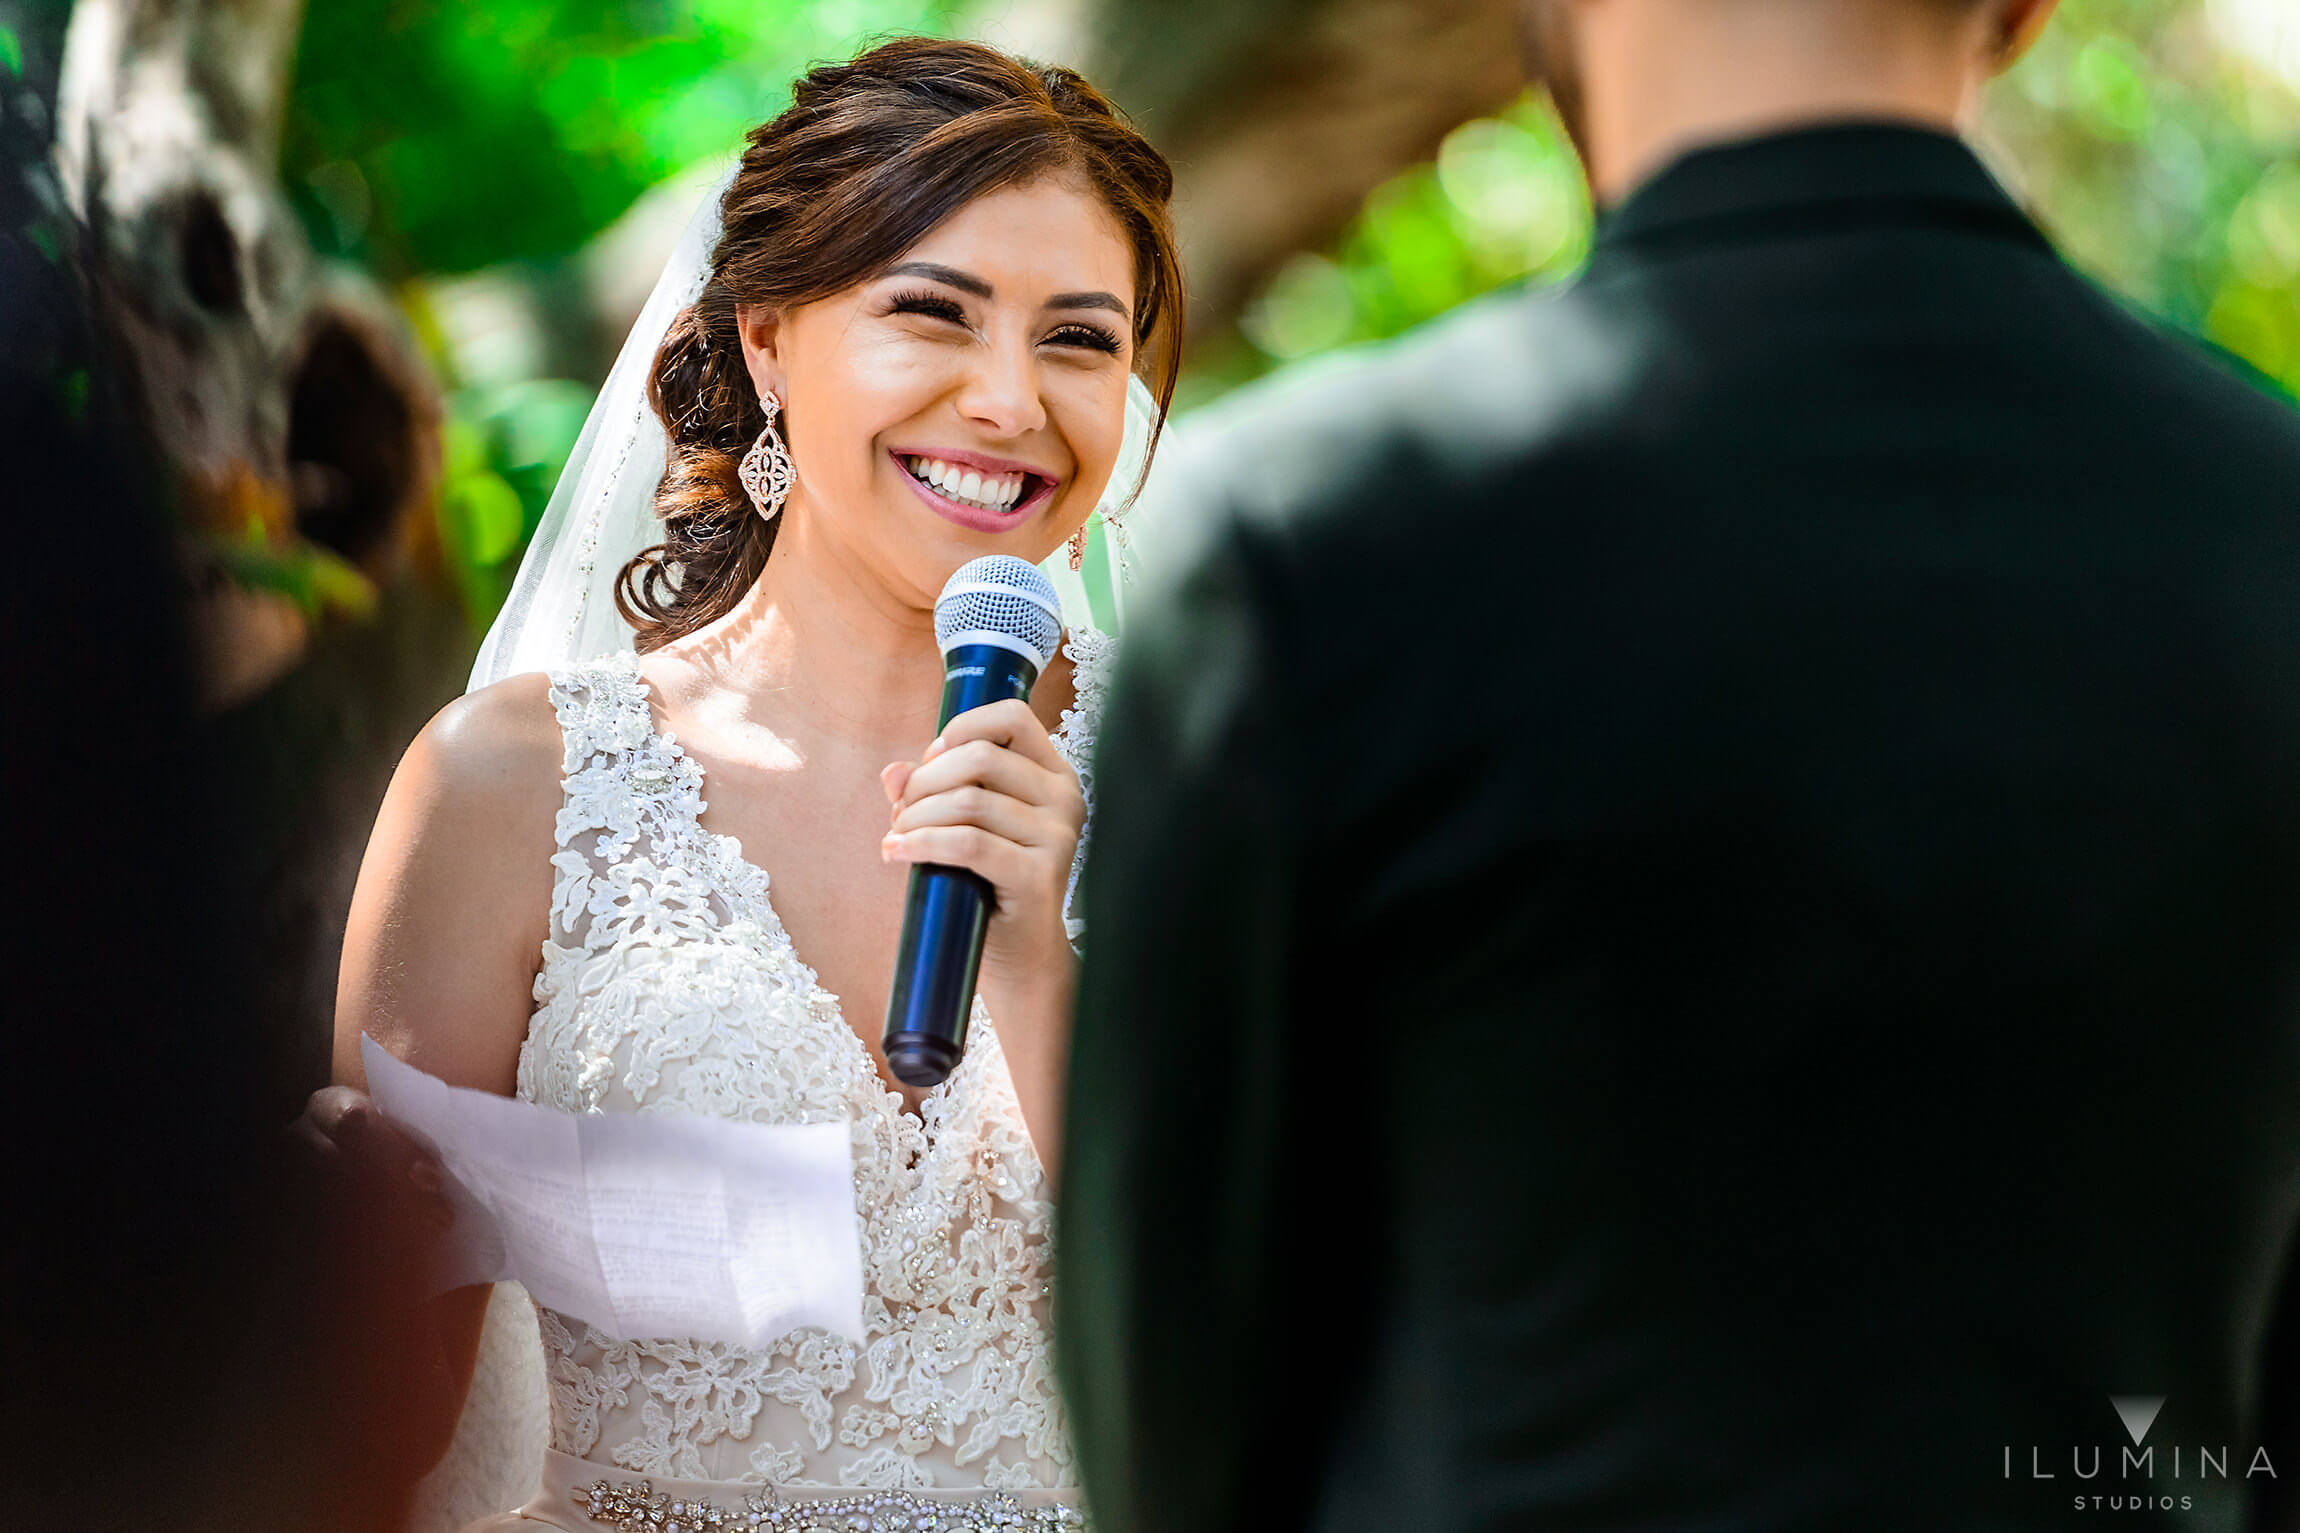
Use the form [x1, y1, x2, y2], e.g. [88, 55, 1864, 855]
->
[953, 333, 1047, 439]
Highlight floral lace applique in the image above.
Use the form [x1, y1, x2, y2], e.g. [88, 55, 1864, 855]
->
[1046, 624, 1113, 952]
[516, 629, 1109, 1490]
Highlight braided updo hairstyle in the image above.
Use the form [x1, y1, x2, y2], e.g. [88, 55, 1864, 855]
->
[618, 36, 1184, 652]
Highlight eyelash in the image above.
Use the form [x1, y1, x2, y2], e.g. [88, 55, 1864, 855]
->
[1047, 322, 1123, 355]
[886, 290, 1123, 356]
[889, 290, 968, 325]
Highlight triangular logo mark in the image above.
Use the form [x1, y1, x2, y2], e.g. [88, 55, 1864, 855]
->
[2111, 1396, 2166, 1445]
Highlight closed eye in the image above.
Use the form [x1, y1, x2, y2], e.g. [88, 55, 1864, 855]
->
[888, 290, 970, 326]
[1045, 322, 1123, 355]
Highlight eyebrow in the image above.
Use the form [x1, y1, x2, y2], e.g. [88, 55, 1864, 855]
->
[1048, 290, 1131, 319]
[885, 261, 1132, 321]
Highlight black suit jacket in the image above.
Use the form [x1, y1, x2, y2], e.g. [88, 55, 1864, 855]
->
[1059, 124, 2300, 1532]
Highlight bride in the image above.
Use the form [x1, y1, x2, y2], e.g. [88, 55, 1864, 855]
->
[328, 36, 1180, 1530]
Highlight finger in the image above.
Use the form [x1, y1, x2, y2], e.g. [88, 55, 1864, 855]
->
[898, 738, 1066, 813]
[304, 1084, 375, 1139]
[924, 697, 1065, 774]
[890, 783, 1061, 845]
[880, 760, 914, 804]
[307, 1086, 449, 1198]
[289, 1112, 342, 1162]
[882, 824, 1033, 888]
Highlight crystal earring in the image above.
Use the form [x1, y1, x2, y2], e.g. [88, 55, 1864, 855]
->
[738, 388, 794, 522]
[1068, 520, 1089, 572]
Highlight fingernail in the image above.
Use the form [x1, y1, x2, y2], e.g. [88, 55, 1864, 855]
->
[922, 738, 945, 761]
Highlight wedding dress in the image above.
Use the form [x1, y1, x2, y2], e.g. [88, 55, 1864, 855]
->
[454, 625, 1113, 1531]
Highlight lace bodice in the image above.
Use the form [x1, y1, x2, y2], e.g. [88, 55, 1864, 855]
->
[516, 627, 1114, 1491]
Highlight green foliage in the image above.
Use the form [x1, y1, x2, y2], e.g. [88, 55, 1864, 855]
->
[1201, 94, 1589, 405]
[208, 523, 380, 623]
[1216, 0, 2300, 407]
[433, 376, 596, 622]
[286, 0, 960, 278]
[1987, 0, 2300, 397]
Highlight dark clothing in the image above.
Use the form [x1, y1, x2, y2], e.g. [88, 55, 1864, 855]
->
[1058, 124, 2300, 1533]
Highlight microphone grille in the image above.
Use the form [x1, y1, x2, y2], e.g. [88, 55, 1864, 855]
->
[933, 555, 1063, 668]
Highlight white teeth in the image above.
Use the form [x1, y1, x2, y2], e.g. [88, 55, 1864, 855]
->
[905, 455, 1027, 512]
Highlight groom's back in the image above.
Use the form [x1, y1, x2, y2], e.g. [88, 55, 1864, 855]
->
[1157, 125, 2300, 1531]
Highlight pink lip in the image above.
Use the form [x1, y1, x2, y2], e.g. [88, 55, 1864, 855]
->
[889, 447, 1062, 535]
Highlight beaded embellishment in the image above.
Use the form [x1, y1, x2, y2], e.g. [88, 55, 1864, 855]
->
[577, 1478, 1088, 1532]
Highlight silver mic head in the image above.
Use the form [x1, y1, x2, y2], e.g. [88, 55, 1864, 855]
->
[934, 555, 1063, 670]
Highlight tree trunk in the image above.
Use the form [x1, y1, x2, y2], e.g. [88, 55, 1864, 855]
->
[56, 0, 450, 706]
[54, 0, 470, 1069]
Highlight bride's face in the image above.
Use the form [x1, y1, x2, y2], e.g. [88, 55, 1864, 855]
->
[738, 175, 1138, 606]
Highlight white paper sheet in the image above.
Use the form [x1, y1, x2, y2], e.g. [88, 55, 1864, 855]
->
[361, 1037, 864, 1347]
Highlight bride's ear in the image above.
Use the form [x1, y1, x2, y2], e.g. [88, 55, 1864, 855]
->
[733, 302, 789, 401]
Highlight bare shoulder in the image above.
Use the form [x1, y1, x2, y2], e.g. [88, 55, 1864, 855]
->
[410, 669, 566, 809]
[334, 670, 566, 1091]
[379, 667, 566, 944]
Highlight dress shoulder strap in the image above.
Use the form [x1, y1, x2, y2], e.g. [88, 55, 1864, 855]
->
[546, 650, 655, 771]
[1051, 624, 1117, 952]
[542, 651, 707, 876]
[1054, 623, 1116, 749]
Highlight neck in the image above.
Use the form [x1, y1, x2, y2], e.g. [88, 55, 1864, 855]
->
[1577, 0, 1995, 206]
[690, 499, 950, 758]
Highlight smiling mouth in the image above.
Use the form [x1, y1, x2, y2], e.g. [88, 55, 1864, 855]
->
[899, 454, 1053, 516]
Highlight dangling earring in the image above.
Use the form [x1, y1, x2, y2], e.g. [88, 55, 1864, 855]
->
[1068, 520, 1089, 572]
[739, 388, 794, 522]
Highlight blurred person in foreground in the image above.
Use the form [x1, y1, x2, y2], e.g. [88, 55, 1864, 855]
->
[0, 35, 449, 1533]
[1059, 0, 2300, 1529]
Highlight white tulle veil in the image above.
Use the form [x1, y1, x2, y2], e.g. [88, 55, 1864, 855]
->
[467, 160, 1160, 696]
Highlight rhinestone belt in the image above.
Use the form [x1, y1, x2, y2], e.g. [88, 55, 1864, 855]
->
[578, 1477, 1088, 1532]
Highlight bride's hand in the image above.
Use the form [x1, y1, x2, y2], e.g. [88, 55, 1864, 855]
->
[879, 696, 1084, 985]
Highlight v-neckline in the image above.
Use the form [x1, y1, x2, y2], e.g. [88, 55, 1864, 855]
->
[610, 641, 1088, 1123]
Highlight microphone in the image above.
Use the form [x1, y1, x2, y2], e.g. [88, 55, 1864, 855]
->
[881, 555, 1065, 1088]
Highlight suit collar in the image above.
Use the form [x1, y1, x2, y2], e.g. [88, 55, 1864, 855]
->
[1595, 120, 2051, 256]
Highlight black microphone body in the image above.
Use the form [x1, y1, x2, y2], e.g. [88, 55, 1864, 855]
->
[881, 640, 1041, 1087]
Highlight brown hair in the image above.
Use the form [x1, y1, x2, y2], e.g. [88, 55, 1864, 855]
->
[616, 36, 1183, 652]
